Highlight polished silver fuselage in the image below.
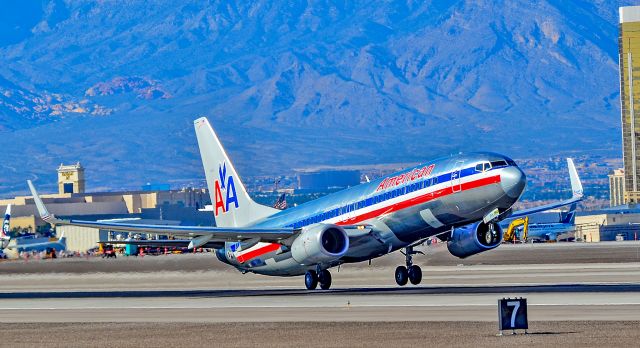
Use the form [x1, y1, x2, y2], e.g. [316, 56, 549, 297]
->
[216, 152, 526, 276]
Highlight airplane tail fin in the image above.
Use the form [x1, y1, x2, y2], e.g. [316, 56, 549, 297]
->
[567, 158, 583, 198]
[194, 117, 279, 227]
[1, 204, 11, 248]
[560, 203, 577, 224]
[58, 231, 66, 245]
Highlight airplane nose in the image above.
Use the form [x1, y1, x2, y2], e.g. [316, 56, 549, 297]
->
[500, 166, 526, 199]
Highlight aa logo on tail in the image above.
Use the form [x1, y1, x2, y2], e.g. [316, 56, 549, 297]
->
[213, 163, 239, 216]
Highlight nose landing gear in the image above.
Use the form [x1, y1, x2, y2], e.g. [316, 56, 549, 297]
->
[395, 246, 423, 286]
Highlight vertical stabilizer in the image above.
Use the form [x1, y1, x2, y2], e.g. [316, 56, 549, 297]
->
[1, 205, 11, 248]
[194, 117, 279, 227]
[561, 203, 577, 224]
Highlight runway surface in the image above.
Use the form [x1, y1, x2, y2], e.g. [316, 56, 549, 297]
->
[2, 243, 640, 346]
[1, 261, 639, 323]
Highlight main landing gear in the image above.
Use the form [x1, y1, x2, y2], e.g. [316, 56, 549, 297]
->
[305, 269, 332, 290]
[395, 246, 423, 286]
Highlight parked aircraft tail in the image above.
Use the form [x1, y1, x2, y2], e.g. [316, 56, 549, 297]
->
[194, 117, 279, 227]
[1, 205, 11, 248]
[560, 203, 577, 224]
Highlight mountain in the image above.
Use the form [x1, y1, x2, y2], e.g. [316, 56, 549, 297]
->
[0, 0, 633, 195]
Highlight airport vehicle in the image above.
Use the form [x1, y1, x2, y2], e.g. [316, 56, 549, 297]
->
[27, 117, 583, 289]
[101, 244, 117, 258]
[504, 216, 529, 243]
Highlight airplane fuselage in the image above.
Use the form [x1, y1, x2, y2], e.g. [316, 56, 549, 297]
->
[3, 237, 66, 259]
[215, 152, 526, 276]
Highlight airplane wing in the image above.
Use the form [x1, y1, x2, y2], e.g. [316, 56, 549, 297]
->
[28, 180, 371, 248]
[507, 158, 584, 219]
[27, 180, 297, 247]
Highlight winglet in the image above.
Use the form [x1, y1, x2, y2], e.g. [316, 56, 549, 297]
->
[27, 180, 59, 224]
[567, 158, 583, 198]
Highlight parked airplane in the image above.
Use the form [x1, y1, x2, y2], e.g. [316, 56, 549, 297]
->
[1, 205, 11, 249]
[527, 204, 577, 242]
[27, 117, 583, 289]
[0, 204, 66, 258]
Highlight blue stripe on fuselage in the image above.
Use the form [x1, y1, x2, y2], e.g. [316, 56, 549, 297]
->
[252, 153, 512, 229]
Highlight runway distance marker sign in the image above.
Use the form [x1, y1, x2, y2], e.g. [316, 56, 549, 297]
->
[498, 297, 528, 335]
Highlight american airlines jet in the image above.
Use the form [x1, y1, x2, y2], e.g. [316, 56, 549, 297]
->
[28, 117, 583, 290]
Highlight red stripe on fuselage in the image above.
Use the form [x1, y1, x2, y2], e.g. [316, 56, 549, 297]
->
[335, 174, 501, 226]
[236, 243, 281, 263]
[237, 175, 501, 263]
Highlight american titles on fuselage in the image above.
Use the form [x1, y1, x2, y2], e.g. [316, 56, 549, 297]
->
[376, 164, 435, 192]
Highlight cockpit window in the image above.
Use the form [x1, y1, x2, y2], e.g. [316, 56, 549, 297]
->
[475, 162, 492, 172]
[506, 159, 517, 166]
[490, 160, 507, 168]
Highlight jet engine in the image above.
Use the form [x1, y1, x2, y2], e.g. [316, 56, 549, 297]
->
[291, 224, 349, 265]
[447, 221, 503, 258]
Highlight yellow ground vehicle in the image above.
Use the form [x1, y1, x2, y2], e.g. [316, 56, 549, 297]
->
[504, 216, 528, 243]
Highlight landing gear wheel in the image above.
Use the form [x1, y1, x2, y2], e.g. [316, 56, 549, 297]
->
[408, 265, 422, 285]
[395, 266, 408, 286]
[305, 270, 318, 290]
[482, 223, 499, 245]
[318, 269, 332, 290]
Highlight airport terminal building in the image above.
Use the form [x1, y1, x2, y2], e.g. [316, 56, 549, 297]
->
[0, 163, 213, 252]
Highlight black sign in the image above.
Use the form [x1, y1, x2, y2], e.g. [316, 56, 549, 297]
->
[498, 298, 528, 330]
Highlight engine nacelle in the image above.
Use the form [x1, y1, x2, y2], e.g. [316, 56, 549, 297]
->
[447, 221, 503, 258]
[291, 224, 349, 265]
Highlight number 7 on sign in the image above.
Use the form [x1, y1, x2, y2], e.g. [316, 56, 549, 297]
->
[507, 301, 521, 327]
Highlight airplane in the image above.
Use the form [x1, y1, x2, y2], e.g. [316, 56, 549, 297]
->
[526, 204, 577, 242]
[27, 116, 583, 289]
[0, 204, 67, 258]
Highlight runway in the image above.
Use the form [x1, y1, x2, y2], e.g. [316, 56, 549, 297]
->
[2, 287, 640, 323]
[2, 245, 640, 346]
[1, 261, 639, 323]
